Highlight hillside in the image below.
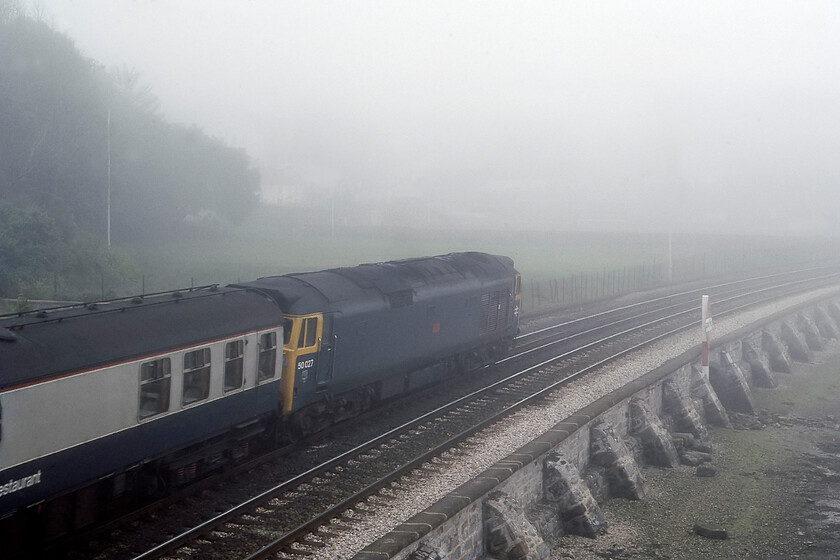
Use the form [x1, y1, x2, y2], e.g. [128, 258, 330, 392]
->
[0, 5, 261, 299]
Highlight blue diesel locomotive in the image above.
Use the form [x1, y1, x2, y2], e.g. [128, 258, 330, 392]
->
[236, 251, 521, 436]
[0, 252, 519, 547]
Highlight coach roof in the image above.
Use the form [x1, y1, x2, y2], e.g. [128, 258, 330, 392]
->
[0, 286, 282, 390]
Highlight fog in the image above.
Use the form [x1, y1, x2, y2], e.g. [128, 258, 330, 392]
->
[42, 1, 840, 235]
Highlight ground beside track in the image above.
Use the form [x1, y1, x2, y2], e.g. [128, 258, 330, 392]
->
[553, 344, 840, 560]
[305, 289, 840, 560]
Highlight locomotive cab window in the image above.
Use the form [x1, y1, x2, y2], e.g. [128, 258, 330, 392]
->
[258, 332, 277, 382]
[139, 358, 171, 419]
[224, 340, 244, 391]
[305, 317, 317, 347]
[183, 348, 211, 405]
[296, 317, 319, 348]
[283, 318, 293, 345]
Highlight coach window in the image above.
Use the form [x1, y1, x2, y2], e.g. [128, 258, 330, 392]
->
[183, 348, 211, 405]
[258, 332, 277, 381]
[139, 357, 171, 419]
[224, 340, 244, 391]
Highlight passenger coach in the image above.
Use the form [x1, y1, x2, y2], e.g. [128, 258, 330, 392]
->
[0, 287, 284, 540]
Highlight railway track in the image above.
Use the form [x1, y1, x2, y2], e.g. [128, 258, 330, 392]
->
[62, 266, 840, 560]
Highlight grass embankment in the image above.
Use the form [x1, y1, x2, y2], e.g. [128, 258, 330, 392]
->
[12, 218, 836, 311]
[122, 228, 836, 309]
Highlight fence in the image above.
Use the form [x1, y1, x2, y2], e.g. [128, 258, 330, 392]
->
[520, 245, 838, 315]
[523, 263, 666, 314]
[5, 239, 839, 316]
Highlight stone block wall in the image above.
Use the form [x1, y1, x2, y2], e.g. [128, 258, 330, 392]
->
[353, 294, 840, 560]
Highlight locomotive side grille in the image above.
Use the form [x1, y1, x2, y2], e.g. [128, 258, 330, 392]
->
[480, 291, 502, 335]
[480, 294, 490, 334]
[388, 289, 414, 308]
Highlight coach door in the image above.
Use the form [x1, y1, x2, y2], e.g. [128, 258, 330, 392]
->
[254, 328, 280, 407]
[513, 274, 522, 324]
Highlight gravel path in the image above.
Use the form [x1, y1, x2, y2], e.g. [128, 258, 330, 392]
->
[309, 287, 840, 560]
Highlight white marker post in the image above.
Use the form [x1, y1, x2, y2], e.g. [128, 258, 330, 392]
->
[701, 295, 713, 380]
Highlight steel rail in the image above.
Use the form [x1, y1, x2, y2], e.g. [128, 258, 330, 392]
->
[132, 272, 840, 560]
[509, 270, 840, 360]
[516, 265, 840, 341]
[241, 275, 840, 559]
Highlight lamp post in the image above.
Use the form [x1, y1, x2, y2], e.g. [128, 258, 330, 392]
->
[107, 109, 111, 249]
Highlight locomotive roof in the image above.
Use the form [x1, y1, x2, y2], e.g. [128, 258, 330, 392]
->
[0, 286, 283, 391]
[235, 252, 516, 315]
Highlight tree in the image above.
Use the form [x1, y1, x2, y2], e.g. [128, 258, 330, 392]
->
[0, 202, 60, 297]
[0, 8, 264, 297]
[0, 0, 23, 24]
[0, 10, 262, 245]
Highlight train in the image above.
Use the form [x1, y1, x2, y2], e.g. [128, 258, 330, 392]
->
[0, 252, 520, 547]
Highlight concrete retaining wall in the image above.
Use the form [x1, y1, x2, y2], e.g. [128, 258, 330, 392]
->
[352, 292, 840, 560]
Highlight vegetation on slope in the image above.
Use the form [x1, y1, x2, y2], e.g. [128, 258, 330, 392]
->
[0, 1, 260, 299]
